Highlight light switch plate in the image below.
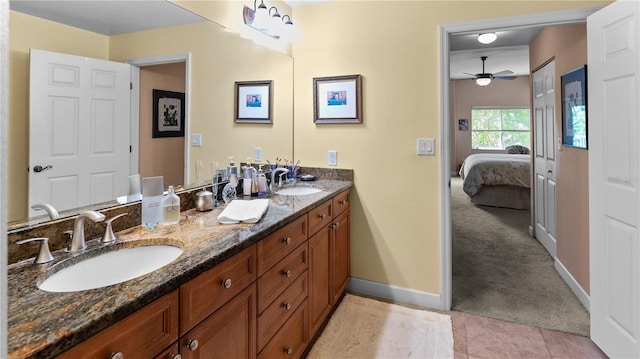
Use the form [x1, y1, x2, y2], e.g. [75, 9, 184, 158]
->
[328, 150, 338, 166]
[254, 147, 262, 161]
[191, 133, 202, 147]
[417, 138, 435, 156]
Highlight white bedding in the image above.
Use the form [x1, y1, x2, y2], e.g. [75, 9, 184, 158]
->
[459, 154, 531, 208]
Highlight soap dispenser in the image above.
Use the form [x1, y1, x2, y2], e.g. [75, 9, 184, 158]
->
[162, 185, 180, 225]
[257, 165, 267, 197]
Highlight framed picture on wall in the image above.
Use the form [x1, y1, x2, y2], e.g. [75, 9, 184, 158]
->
[152, 89, 185, 138]
[235, 80, 273, 123]
[561, 65, 588, 149]
[313, 74, 363, 124]
[458, 119, 468, 131]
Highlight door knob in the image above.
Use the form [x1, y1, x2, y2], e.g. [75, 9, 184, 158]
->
[33, 165, 53, 173]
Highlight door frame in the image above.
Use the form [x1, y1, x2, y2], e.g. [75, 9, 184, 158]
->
[127, 53, 192, 185]
[438, 7, 602, 311]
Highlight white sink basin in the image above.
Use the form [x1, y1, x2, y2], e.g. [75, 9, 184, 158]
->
[276, 187, 323, 196]
[38, 245, 183, 292]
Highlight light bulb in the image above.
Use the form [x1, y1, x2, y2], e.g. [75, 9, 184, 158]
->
[476, 78, 492, 86]
[478, 33, 497, 44]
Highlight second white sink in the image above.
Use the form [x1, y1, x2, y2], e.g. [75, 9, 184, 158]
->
[276, 187, 323, 196]
[38, 244, 183, 292]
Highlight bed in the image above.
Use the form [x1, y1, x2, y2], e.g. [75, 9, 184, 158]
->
[458, 153, 531, 210]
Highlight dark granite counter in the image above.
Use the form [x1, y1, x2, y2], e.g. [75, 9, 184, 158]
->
[7, 179, 352, 359]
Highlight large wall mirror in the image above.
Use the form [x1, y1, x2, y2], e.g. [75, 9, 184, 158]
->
[8, 1, 294, 230]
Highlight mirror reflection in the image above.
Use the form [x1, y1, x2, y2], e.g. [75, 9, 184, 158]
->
[8, 1, 294, 230]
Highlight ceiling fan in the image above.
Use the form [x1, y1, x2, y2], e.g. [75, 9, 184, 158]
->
[465, 56, 515, 86]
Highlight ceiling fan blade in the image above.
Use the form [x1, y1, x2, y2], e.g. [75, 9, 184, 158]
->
[492, 70, 514, 76]
[495, 76, 516, 80]
[463, 72, 477, 77]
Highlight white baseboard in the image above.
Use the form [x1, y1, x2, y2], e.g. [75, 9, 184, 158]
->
[555, 259, 590, 312]
[347, 277, 445, 310]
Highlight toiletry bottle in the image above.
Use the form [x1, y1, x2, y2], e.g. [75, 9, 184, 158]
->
[257, 165, 267, 197]
[251, 167, 259, 196]
[242, 163, 252, 197]
[162, 185, 180, 225]
[142, 176, 164, 229]
[227, 157, 238, 179]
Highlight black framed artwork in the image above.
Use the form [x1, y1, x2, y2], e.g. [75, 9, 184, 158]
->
[561, 65, 588, 149]
[152, 89, 185, 138]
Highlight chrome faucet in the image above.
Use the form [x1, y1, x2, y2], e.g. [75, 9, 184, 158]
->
[270, 167, 290, 191]
[31, 203, 60, 220]
[68, 210, 106, 252]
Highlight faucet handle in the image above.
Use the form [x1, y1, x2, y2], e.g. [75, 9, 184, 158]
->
[16, 237, 54, 264]
[102, 213, 128, 244]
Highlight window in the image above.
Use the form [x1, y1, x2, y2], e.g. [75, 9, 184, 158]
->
[471, 108, 530, 149]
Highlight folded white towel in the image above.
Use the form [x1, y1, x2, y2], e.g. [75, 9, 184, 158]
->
[217, 199, 269, 224]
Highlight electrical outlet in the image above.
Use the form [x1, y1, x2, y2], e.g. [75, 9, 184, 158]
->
[254, 147, 262, 161]
[328, 150, 338, 166]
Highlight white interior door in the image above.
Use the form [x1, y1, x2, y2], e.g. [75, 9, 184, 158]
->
[533, 60, 557, 258]
[29, 49, 131, 217]
[589, 1, 640, 357]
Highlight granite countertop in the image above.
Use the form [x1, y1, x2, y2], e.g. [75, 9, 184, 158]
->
[7, 179, 352, 359]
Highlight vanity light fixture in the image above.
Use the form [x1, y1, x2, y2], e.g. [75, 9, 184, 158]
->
[243, 0, 294, 40]
[478, 32, 497, 44]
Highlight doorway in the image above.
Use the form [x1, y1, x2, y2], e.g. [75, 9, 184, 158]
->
[128, 54, 191, 186]
[439, 7, 600, 317]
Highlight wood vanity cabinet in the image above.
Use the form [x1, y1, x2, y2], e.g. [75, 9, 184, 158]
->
[59, 190, 350, 359]
[308, 191, 351, 338]
[58, 290, 179, 359]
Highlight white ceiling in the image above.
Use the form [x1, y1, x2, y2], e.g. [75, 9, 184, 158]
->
[449, 26, 545, 80]
[9, 0, 206, 36]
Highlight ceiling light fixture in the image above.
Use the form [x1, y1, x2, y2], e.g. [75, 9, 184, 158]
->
[478, 32, 497, 44]
[475, 76, 492, 87]
[243, 0, 294, 40]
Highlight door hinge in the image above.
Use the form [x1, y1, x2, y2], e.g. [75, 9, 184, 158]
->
[129, 145, 132, 153]
[130, 82, 133, 90]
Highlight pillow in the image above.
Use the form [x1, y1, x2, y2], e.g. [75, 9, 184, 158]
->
[505, 145, 530, 154]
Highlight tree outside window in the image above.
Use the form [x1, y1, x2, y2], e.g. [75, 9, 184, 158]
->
[471, 108, 530, 149]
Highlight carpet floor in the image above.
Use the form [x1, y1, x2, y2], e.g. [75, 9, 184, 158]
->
[307, 294, 454, 359]
[451, 176, 590, 337]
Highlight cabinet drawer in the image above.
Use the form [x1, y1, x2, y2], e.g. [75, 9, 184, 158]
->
[257, 270, 308, 350]
[257, 242, 308, 313]
[308, 199, 333, 236]
[257, 215, 307, 275]
[258, 299, 308, 359]
[60, 290, 179, 359]
[180, 245, 257, 334]
[155, 343, 180, 359]
[333, 190, 350, 216]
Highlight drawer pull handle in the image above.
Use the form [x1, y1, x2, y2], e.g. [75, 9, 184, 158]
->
[284, 302, 292, 310]
[283, 270, 292, 278]
[283, 237, 292, 245]
[340, 200, 347, 205]
[222, 278, 232, 288]
[285, 347, 293, 355]
[187, 339, 200, 352]
[170, 355, 182, 359]
[319, 213, 326, 219]
[108, 353, 124, 359]
[334, 222, 340, 229]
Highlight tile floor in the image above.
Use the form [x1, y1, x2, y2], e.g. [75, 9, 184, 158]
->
[451, 311, 608, 359]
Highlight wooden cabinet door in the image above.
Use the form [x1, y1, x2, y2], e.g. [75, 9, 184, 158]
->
[180, 284, 256, 359]
[331, 210, 350, 303]
[59, 290, 179, 359]
[308, 225, 332, 338]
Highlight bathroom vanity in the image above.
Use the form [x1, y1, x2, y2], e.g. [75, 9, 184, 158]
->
[7, 178, 352, 359]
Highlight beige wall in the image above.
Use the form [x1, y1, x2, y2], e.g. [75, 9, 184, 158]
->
[139, 63, 186, 187]
[451, 76, 532, 172]
[292, 1, 610, 295]
[8, 11, 109, 222]
[530, 24, 590, 292]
